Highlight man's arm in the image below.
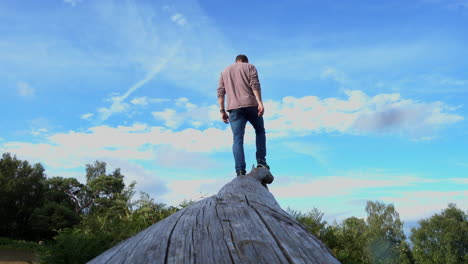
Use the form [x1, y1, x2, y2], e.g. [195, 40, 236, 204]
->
[250, 66, 264, 117]
[218, 96, 229, 123]
[253, 89, 264, 117]
[217, 73, 229, 123]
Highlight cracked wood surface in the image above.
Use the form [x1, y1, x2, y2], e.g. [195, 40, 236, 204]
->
[88, 167, 340, 264]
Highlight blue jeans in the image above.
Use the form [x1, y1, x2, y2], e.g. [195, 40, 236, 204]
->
[228, 106, 266, 171]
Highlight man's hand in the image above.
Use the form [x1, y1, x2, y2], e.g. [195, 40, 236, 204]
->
[258, 104, 265, 117]
[221, 112, 229, 123]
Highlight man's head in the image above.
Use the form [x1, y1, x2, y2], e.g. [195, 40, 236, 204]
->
[235, 54, 249, 63]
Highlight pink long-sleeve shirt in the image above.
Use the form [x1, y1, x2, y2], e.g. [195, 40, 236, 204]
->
[217, 62, 261, 111]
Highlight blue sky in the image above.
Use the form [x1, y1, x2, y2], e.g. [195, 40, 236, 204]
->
[1, 0, 467, 233]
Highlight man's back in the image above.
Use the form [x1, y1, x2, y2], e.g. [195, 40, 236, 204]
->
[217, 54, 269, 176]
[218, 62, 261, 111]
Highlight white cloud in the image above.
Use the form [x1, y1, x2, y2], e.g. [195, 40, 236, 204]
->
[97, 50, 179, 122]
[272, 174, 420, 198]
[152, 109, 179, 129]
[320, 67, 349, 84]
[171, 13, 187, 26]
[263, 90, 463, 139]
[156, 89, 461, 139]
[80, 113, 94, 120]
[175, 97, 197, 110]
[131, 97, 149, 106]
[102, 158, 169, 198]
[161, 177, 229, 205]
[271, 172, 467, 222]
[28, 117, 54, 137]
[153, 145, 217, 169]
[283, 141, 329, 164]
[130, 96, 169, 106]
[379, 190, 467, 220]
[152, 97, 219, 129]
[2, 91, 461, 173]
[449, 177, 468, 184]
[0, 123, 231, 169]
[422, 74, 468, 86]
[63, 0, 83, 7]
[17, 81, 35, 98]
[98, 95, 131, 121]
[31, 128, 49, 136]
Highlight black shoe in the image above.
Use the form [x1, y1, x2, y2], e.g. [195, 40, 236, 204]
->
[257, 162, 270, 170]
[236, 169, 246, 176]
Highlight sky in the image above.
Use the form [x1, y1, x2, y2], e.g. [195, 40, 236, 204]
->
[1, 0, 467, 234]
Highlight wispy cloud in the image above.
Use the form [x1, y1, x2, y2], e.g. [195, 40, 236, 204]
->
[2, 0, 235, 120]
[283, 141, 329, 164]
[320, 66, 350, 84]
[422, 0, 468, 10]
[17, 81, 35, 98]
[83, 0, 234, 122]
[171, 13, 187, 26]
[130, 96, 169, 106]
[422, 73, 468, 86]
[97, 44, 181, 122]
[80, 113, 94, 120]
[63, 0, 83, 7]
[28, 117, 54, 137]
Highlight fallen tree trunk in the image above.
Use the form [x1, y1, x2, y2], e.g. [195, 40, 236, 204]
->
[88, 167, 340, 264]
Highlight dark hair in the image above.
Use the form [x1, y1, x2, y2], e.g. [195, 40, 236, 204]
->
[235, 54, 249, 63]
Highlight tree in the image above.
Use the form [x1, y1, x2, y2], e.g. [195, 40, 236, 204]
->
[45, 176, 94, 215]
[0, 153, 46, 239]
[410, 203, 468, 264]
[290, 208, 328, 238]
[42, 187, 180, 263]
[28, 177, 81, 240]
[365, 201, 413, 264]
[334, 217, 370, 264]
[85, 161, 126, 213]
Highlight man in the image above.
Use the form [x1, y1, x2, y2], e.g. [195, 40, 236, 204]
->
[217, 54, 269, 176]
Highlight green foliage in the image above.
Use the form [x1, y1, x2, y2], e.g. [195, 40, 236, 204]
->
[410, 203, 468, 264]
[28, 177, 81, 240]
[0, 237, 41, 252]
[291, 208, 328, 238]
[365, 200, 413, 264]
[334, 217, 370, 264]
[179, 198, 197, 208]
[289, 201, 414, 264]
[0, 153, 46, 240]
[40, 183, 179, 263]
[45, 176, 89, 215]
[39, 229, 105, 264]
[1, 153, 465, 263]
[29, 201, 80, 239]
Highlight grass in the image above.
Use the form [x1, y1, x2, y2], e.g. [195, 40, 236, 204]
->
[0, 237, 41, 253]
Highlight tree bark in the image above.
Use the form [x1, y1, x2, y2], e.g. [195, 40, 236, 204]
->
[88, 167, 341, 264]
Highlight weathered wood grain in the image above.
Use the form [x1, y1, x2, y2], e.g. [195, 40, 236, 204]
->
[88, 167, 341, 264]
